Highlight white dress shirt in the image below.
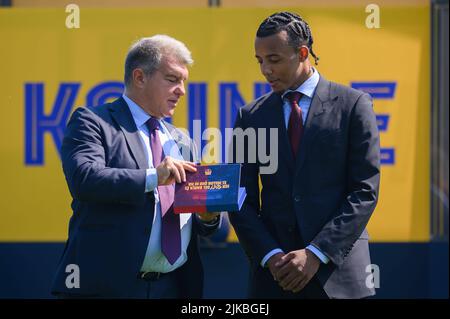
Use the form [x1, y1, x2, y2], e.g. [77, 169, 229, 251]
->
[123, 94, 192, 273]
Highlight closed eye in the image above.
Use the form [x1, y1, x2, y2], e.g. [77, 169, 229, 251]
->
[256, 58, 280, 65]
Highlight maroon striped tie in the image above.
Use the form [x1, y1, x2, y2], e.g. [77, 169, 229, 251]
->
[286, 91, 304, 159]
[146, 118, 181, 265]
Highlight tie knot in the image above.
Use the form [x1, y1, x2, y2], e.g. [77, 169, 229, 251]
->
[285, 91, 303, 106]
[146, 117, 160, 132]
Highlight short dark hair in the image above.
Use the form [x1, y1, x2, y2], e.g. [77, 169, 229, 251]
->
[256, 12, 319, 65]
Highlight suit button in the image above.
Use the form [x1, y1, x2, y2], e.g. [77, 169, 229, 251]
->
[288, 226, 294, 233]
[294, 195, 301, 202]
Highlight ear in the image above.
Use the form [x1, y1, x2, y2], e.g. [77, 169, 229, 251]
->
[132, 68, 146, 89]
[299, 46, 309, 62]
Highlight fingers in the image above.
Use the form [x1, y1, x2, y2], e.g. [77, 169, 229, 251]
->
[174, 160, 197, 182]
[279, 270, 302, 290]
[292, 276, 310, 293]
[170, 163, 182, 183]
[271, 250, 310, 293]
[274, 254, 295, 281]
[267, 257, 284, 281]
[182, 161, 198, 172]
[173, 160, 187, 183]
[276, 260, 305, 290]
[269, 266, 278, 280]
[275, 264, 308, 293]
[275, 253, 294, 268]
[283, 274, 303, 292]
[270, 249, 318, 294]
[158, 157, 197, 185]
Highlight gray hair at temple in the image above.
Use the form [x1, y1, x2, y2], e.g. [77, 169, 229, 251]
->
[124, 35, 193, 88]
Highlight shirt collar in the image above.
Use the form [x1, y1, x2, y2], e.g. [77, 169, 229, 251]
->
[281, 67, 320, 100]
[122, 94, 160, 130]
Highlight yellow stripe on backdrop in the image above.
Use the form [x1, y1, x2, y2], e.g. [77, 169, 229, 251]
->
[0, 6, 429, 242]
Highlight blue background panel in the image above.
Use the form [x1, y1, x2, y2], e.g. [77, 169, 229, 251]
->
[0, 243, 447, 299]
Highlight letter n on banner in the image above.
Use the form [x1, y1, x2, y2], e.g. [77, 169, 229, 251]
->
[220, 83, 247, 163]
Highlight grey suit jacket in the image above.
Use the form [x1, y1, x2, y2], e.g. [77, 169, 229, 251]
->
[229, 76, 380, 298]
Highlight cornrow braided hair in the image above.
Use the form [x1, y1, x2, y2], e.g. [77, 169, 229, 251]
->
[257, 12, 320, 65]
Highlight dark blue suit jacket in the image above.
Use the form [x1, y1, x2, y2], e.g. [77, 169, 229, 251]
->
[51, 97, 218, 298]
[229, 76, 380, 298]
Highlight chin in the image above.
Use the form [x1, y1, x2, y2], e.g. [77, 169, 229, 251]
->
[272, 87, 285, 94]
[163, 111, 175, 118]
[270, 83, 286, 93]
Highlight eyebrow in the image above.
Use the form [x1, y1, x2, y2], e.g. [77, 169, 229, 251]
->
[166, 72, 187, 81]
[255, 54, 281, 59]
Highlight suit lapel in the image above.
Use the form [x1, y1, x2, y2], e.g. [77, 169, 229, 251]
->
[294, 76, 333, 175]
[109, 97, 148, 169]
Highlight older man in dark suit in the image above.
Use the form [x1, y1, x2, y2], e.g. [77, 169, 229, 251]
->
[52, 35, 221, 298]
[229, 12, 380, 299]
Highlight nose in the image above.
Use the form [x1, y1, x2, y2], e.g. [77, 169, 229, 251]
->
[261, 62, 273, 77]
[174, 82, 186, 97]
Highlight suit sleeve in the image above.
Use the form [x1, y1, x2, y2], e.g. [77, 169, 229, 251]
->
[61, 107, 147, 205]
[228, 108, 281, 265]
[310, 93, 380, 266]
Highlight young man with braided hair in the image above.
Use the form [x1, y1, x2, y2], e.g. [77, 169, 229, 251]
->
[229, 12, 380, 299]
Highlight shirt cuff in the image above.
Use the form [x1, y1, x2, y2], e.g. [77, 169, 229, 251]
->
[306, 244, 330, 264]
[261, 248, 284, 268]
[145, 168, 158, 193]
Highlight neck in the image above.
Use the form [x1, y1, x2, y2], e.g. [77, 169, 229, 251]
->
[124, 89, 161, 119]
[292, 65, 313, 90]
